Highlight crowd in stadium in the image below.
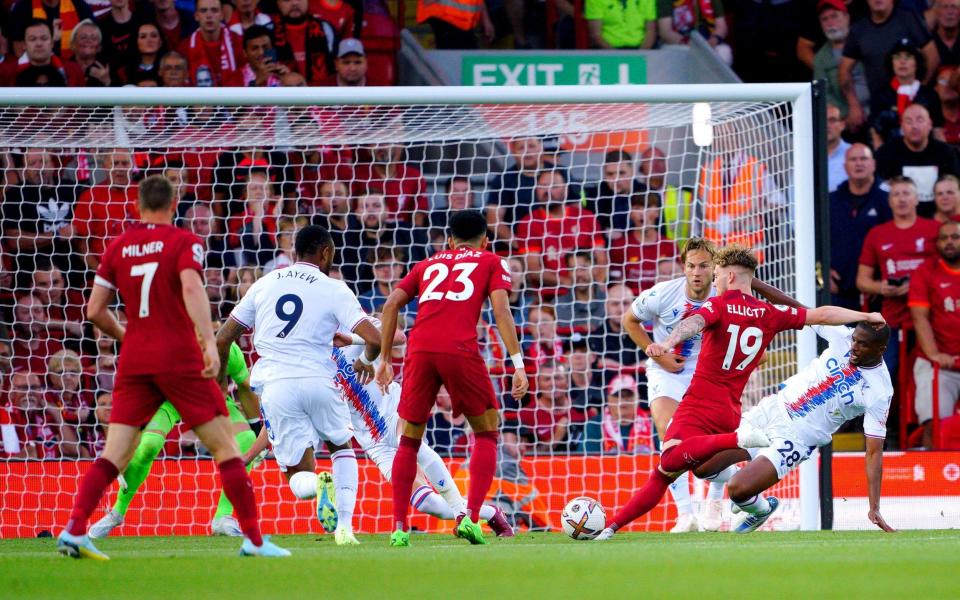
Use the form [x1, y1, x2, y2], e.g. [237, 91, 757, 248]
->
[1, 0, 960, 463]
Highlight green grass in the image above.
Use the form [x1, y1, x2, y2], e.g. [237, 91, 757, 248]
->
[2, 531, 958, 600]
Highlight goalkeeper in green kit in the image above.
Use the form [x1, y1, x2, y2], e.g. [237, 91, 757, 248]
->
[90, 342, 262, 538]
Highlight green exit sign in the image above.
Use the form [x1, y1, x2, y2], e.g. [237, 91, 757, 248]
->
[463, 54, 647, 86]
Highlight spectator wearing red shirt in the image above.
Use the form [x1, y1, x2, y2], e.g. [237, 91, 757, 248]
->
[69, 19, 112, 87]
[352, 143, 428, 227]
[228, 0, 273, 36]
[935, 66, 960, 144]
[11, 293, 65, 374]
[272, 0, 336, 86]
[46, 349, 95, 458]
[227, 170, 281, 266]
[73, 149, 140, 270]
[609, 192, 677, 294]
[16, 20, 85, 86]
[178, 0, 245, 86]
[5, 370, 72, 460]
[909, 220, 960, 448]
[858, 176, 940, 380]
[525, 305, 563, 367]
[934, 174, 960, 223]
[515, 169, 606, 297]
[519, 361, 583, 453]
[309, 0, 356, 39]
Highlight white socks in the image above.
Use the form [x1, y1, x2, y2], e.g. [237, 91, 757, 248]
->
[669, 472, 693, 515]
[331, 449, 358, 530]
[706, 465, 739, 501]
[288, 471, 318, 499]
[735, 494, 771, 515]
[410, 485, 496, 521]
[417, 443, 464, 508]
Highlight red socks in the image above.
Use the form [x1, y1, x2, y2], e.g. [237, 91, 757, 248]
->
[392, 435, 421, 531]
[609, 469, 673, 531]
[217, 457, 262, 546]
[66, 457, 119, 536]
[659, 433, 738, 473]
[467, 431, 498, 520]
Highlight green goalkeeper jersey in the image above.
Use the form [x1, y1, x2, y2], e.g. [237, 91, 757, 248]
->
[227, 342, 249, 387]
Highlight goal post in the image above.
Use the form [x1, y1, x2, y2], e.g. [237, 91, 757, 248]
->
[0, 83, 822, 536]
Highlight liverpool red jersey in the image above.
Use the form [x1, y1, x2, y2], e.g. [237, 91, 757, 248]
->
[908, 258, 960, 357]
[686, 290, 807, 413]
[397, 247, 512, 357]
[95, 223, 207, 375]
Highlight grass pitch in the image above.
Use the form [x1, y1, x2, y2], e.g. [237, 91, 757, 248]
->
[1, 530, 957, 600]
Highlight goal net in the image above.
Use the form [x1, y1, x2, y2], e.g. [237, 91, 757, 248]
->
[0, 85, 818, 537]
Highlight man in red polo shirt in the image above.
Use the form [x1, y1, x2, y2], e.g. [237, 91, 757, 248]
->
[857, 175, 939, 380]
[73, 149, 140, 270]
[515, 169, 606, 297]
[909, 220, 960, 448]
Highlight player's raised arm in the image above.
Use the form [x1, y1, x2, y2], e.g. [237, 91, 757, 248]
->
[751, 278, 807, 310]
[490, 288, 528, 399]
[865, 436, 895, 532]
[805, 305, 885, 326]
[352, 317, 382, 384]
[181, 269, 219, 379]
[376, 288, 411, 393]
[646, 314, 706, 357]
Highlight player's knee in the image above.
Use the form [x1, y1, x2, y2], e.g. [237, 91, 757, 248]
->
[692, 464, 716, 479]
[726, 477, 749, 502]
[138, 431, 166, 458]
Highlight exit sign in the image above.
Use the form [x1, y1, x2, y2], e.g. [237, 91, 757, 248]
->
[462, 55, 647, 86]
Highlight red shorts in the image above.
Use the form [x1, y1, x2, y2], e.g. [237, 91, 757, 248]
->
[399, 351, 497, 424]
[111, 370, 228, 430]
[664, 396, 740, 442]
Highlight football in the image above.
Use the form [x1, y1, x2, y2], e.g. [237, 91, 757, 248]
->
[561, 497, 606, 540]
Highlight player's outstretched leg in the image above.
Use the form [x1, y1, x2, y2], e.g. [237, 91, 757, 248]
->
[596, 470, 675, 541]
[89, 431, 165, 539]
[211, 427, 257, 536]
[330, 448, 360, 545]
[659, 422, 770, 473]
[416, 443, 513, 536]
[726, 456, 781, 534]
[668, 474, 698, 533]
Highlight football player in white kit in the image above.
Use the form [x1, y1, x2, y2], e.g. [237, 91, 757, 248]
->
[216, 225, 383, 546]
[329, 321, 514, 536]
[695, 281, 897, 533]
[623, 237, 739, 532]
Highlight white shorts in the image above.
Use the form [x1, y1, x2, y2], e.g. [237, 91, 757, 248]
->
[913, 357, 960, 422]
[647, 368, 693, 404]
[742, 395, 817, 481]
[258, 377, 354, 470]
[350, 382, 402, 479]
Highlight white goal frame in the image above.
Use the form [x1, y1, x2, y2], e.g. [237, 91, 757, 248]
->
[0, 82, 821, 531]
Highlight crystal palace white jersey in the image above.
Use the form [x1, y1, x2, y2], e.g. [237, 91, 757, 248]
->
[230, 262, 369, 385]
[630, 277, 716, 376]
[332, 341, 399, 446]
[775, 325, 893, 446]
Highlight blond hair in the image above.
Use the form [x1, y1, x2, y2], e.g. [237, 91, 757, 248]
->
[714, 244, 758, 273]
[680, 237, 717, 264]
[48, 349, 82, 374]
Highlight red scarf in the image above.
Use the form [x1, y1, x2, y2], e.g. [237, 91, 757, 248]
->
[34, 0, 79, 59]
[185, 27, 238, 85]
[891, 77, 921, 118]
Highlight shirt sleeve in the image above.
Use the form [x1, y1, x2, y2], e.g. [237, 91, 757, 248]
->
[691, 297, 723, 329]
[177, 233, 205, 275]
[229, 279, 259, 329]
[858, 228, 879, 268]
[863, 393, 892, 439]
[487, 255, 512, 296]
[334, 283, 370, 333]
[226, 342, 250, 384]
[812, 325, 853, 351]
[631, 284, 660, 321]
[907, 262, 932, 308]
[396, 261, 421, 299]
[767, 304, 808, 332]
[93, 241, 117, 291]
